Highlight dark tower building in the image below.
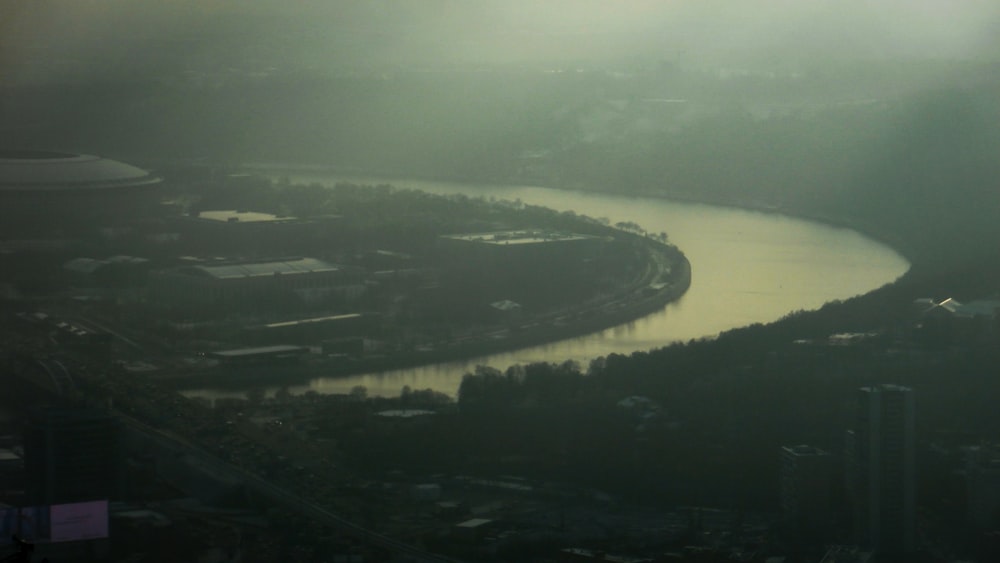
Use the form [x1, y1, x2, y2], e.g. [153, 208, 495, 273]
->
[780, 444, 835, 542]
[23, 406, 123, 505]
[846, 384, 916, 555]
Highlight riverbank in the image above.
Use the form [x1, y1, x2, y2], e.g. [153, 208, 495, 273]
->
[165, 231, 690, 390]
[605, 185, 922, 272]
[248, 161, 920, 271]
[173, 164, 906, 398]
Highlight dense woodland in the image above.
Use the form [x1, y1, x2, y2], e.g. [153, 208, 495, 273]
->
[340, 258, 1000, 518]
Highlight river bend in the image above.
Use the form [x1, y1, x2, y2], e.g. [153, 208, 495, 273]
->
[183, 175, 909, 400]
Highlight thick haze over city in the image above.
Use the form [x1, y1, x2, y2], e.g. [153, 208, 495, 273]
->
[4, 1, 1000, 561]
[4, 0, 1000, 76]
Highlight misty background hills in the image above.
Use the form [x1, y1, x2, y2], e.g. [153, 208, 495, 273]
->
[2, 0, 1000, 267]
[4, 0, 998, 70]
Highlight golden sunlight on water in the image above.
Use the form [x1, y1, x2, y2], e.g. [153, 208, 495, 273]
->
[183, 175, 909, 400]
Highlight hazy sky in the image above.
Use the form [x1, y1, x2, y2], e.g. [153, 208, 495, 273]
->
[2, 0, 999, 78]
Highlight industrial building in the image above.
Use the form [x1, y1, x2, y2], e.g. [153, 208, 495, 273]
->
[439, 229, 605, 268]
[62, 255, 151, 288]
[209, 345, 310, 367]
[242, 312, 376, 345]
[194, 210, 294, 224]
[176, 209, 324, 255]
[149, 257, 365, 313]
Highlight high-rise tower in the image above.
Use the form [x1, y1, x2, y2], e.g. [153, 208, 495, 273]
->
[23, 406, 123, 506]
[845, 384, 916, 554]
[780, 444, 835, 542]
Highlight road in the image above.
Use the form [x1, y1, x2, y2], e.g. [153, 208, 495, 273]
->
[5, 355, 461, 562]
[121, 411, 462, 562]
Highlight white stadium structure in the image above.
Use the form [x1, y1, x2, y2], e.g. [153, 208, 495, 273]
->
[0, 150, 162, 236]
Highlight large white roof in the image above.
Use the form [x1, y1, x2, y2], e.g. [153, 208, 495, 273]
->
[0, 150, 160, 192]
[186, 257, 339, 280]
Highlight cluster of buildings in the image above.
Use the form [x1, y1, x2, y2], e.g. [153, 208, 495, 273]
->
[0, 150, 624, 364]
[1, 405, 119, 560]
[0, 153, 382, 368]
[23, 149, 991, 560]
[149, 256, 365, 313]
[913, 297, 1000, 346]
[781, 385, 917, 558]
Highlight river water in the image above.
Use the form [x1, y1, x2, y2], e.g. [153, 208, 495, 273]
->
[182, 175, 910, 400]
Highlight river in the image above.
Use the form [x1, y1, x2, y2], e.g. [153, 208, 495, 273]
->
[182, 174, 910, 400]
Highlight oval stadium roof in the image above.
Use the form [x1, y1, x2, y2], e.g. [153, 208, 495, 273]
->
[0, 150, 161, 192]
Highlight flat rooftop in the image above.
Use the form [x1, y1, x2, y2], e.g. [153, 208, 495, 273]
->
[782, 444, 830, 457]
[259, 313, 363, 330]
[376, 409, 435, 418]
[861, 383, 913, 394]
[184, 257, 338, 280]
[196, 210, 297, 223]
[211, 345, 309, 358]
[441, 230, 597, 246]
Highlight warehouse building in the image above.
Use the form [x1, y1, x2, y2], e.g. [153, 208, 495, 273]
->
[150, 257, 365, 313]
[439, 229, 606, 270]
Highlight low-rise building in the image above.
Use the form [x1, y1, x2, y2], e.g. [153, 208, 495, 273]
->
[439, 230, 605, 269]
[452, 518, 493, 543]
[173, 209, 337, 256]
[209, 345, 310, 367]
[560, 548, 653, 563]
[242, 313, 375, 345]
[915, 297, 1000, 344]
[150, 257, 364, 313]
[63, 255, 150, 288]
